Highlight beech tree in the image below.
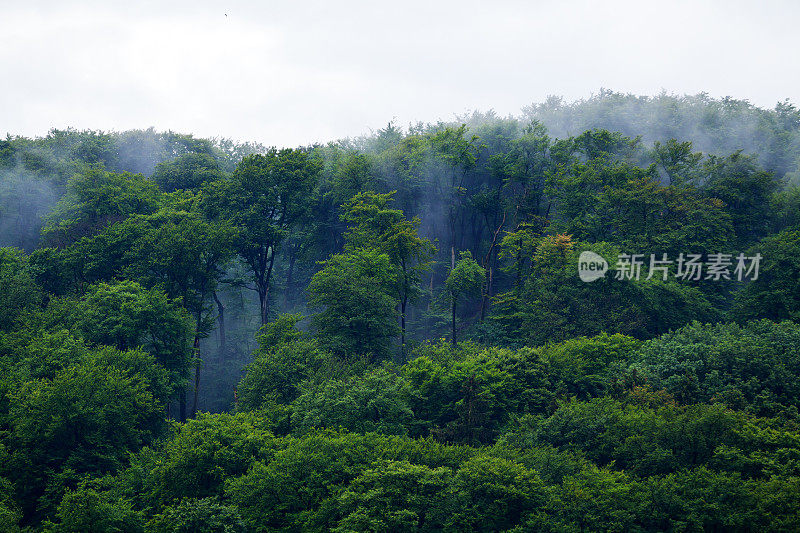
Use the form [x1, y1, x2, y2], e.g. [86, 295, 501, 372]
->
[203, 148, 321, 325]
[445, 251, 485, 345]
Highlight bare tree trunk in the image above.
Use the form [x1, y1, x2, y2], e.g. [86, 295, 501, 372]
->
[480, 266, 493, 321]
[400, 295, 407, 359]
[258, 288, 269, 326]
[480, 210, 507, 321]
[452, 298, 457, 346]
[190, 333, 201, 418]
[213, 291, 226, 356]
[259, 250, 275, 325]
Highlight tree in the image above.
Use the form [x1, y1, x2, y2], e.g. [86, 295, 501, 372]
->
[124, 210, 235, 418]
[237, 314, 330, 409]
[340, 191, 435, 356]
[147, 497, 246, 533]
[491, 236, 719, 347]
[203, 148, 321, 325]
[42, 166, 162, 246]
[308, 248, 399, 361]
[50, 482, 143, 533]
[633, 320, 800, 416]
[333, 460, 450, 531]
[7, 350, 166, 521]
[289, 368, 414, 436]
[0, 247, 42, 332]
[151, 153, 226, 192]
[429, 125, 480, 268]
[700, 151, 782, 245]
[76, 280, 194, 399]
[652, 138, 702, 186]
[445, 251, 485, 345]
[441, 456, 545, 531]
[733, 227, 800, 322]
[498, 222, 544, 295]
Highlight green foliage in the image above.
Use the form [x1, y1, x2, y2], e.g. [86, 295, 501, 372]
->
[75, 281, 194, 397]
[4, 105, 800, 530]
[41, 421, 800, 532]
[445, 251, 485, 344]
[309, 248, 400, 361]
[120, 210, 236, 320]
[501, 397, 800, 478]
[491, 237, 718, 346]
[733, 226, 800, 322]
[402, 345, 543, 444]
[290, 368, 414, 435]
[203, 148, 321, 324]
[332, 459, 451, 532]
[6, 352, 166, 520]
[146, 497, 245, 533]
[547, 148, 735, 256]
[633, 320, 800, 416]
[255, 312, 305, 349]
[771, 185, 800, 231]
[50, 482, 143, 533]
[237, 338, 329, 409]
[151, 153, 225, 193]
[538, 333, 640, 400]
[445, 251, 485, 302]
[42, 167, 162, 246]
[0, 248, 41, 332]
[224, 431, 383, 530]
[0, 471, 21, 532]
[118, 413, 277, 512]
[701, 151, 783, 245]
[442, 455, 546, 531]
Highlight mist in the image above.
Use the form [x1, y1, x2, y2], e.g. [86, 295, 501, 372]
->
[3, 0, 800, 148]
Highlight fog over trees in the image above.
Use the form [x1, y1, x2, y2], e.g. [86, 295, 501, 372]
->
[1, 92, 800, 530]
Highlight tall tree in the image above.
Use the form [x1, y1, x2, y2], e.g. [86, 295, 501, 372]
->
[340, 191, 435, 356]
[429, 125, 480, 268]
[445, 251, 485, 345]
[700, 151, 782, 245]
[203, 148, 321, 325]
[308, 248, 399, 361]
[126, 210, 235, 418]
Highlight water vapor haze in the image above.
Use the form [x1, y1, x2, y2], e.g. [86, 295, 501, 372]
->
[2, 0, 800, 147]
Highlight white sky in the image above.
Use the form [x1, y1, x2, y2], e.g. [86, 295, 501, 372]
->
[2, 0, 798, 147]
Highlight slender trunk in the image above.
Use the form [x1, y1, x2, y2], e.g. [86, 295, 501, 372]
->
[213, 291, 226, 356]
[259, 288, 269, 326]
[400, 295, 407, 359]
[452, 297, 457, 346]
[479, 210, 507, 321]
[190, 333, 201, 418]
[480, 266, 493, 321]
[260, 250, 276, 325]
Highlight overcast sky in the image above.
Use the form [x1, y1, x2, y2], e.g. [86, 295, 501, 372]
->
[2, 0, 798, 147]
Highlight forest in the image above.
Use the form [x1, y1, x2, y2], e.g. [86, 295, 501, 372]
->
[1, 91, 800, 531]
